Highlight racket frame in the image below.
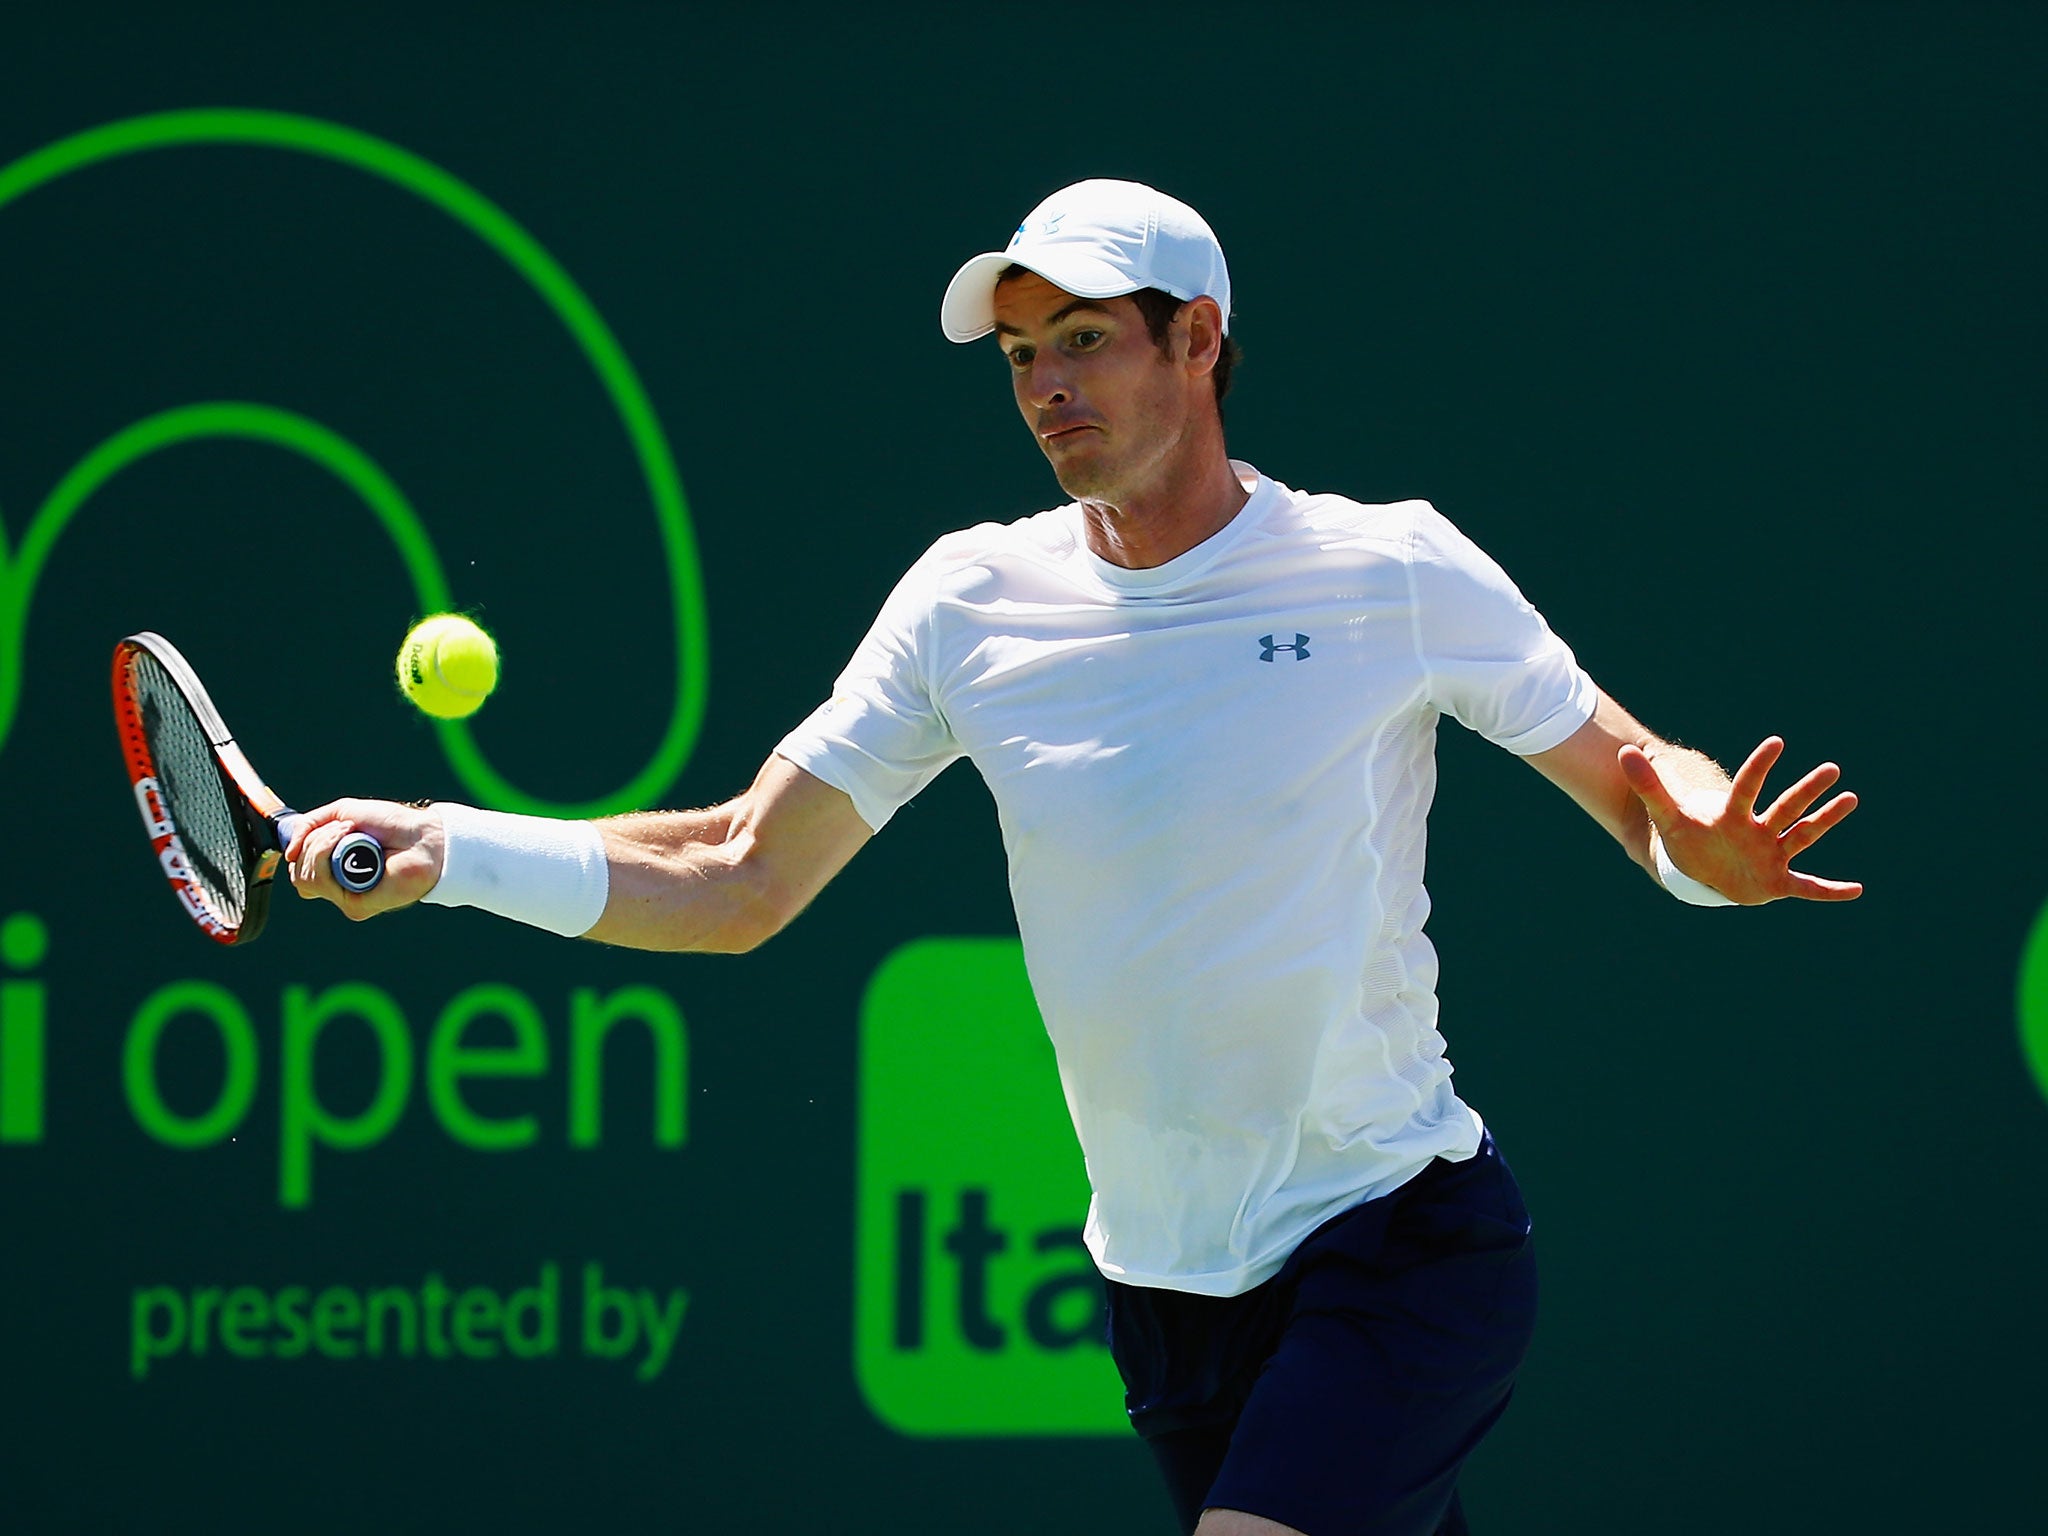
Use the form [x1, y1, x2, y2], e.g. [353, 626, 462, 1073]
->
[112, 632, 293, 945]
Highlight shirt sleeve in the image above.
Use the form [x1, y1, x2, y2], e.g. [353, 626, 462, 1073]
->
[774, 547, 965, 832]
[1407, 503, 1597, 755]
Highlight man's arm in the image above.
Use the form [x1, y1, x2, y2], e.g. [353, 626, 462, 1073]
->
[285, 754, 874, 950]
[1525, 689, 1862, 904]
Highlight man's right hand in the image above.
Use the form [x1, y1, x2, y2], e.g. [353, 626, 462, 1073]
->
[286, 799, 447, 920]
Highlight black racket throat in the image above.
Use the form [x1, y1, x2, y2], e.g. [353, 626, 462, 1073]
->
[233, 796, 291, 946]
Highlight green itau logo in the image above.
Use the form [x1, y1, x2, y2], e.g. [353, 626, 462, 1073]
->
[0, 913, 48, 1145]
[2020, 900, 2048, 1105]
[854, 938, 1125, 1437]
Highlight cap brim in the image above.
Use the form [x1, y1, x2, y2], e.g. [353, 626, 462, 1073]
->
[939, 250, 1145, 343]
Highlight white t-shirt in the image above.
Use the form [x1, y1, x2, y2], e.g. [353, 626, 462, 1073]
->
[777, 464, 1597, 1296]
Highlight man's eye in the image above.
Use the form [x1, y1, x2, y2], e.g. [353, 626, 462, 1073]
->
[1006, 346, 1035, 369]
[1071, 329, 1104, 349]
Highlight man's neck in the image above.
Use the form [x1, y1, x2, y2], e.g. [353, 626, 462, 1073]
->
[1079, 447, 1251, 571]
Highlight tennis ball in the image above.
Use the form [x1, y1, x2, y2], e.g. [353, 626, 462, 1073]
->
[396, 614, 499, 720]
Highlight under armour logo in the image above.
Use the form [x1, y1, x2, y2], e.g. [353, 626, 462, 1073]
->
[1259, 633, 1311, 662]
[1006, 214, 1063, 249]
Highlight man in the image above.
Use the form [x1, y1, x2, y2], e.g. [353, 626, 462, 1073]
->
[291, 179, 1860, 1536]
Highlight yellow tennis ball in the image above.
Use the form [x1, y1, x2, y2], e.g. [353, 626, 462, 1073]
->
[396, 614, 499, 720]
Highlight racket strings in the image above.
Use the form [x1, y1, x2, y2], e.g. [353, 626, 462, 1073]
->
[130, 654, 249, 927]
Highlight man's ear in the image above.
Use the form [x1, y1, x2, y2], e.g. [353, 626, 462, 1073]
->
[1180, 296, 1226, 377]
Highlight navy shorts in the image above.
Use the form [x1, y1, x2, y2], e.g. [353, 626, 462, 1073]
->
[1104, 1133, 1538, 1536]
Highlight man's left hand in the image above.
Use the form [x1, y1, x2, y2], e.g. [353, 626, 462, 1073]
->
[1619, 736, 1862, 904]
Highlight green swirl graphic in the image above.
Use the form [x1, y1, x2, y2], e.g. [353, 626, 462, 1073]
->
[0, 108, 706, 817]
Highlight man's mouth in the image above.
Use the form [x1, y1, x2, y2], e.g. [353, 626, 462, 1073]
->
[1039, 420, 1098, 443]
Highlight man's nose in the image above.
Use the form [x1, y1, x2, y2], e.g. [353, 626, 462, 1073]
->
[1025, 355, 1073, 409]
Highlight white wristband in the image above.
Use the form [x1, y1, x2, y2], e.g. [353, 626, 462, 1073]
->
[1649, 828, 1737, 908]
[423, 803, 610, 937]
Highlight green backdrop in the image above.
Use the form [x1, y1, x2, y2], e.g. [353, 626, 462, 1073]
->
[3, 4, 2042, 1532]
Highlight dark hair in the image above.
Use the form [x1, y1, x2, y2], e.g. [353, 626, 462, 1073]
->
[996, 263, 1240, 415]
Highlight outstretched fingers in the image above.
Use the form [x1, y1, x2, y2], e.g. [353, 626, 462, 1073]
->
[1784, 870, 1866, 901]
[1630, 731, 1862, 903]
[1775, 777, 1861, 901]
[1778, 790, 1859, 858]
[1761, 761, 1843, 834]
[1728, 735, 1786, 817]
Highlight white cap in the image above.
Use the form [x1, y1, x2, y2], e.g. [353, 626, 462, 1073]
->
[940, 178, 1232, 344]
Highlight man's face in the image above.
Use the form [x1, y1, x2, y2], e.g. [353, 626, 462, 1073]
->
[991, 272, 1200, 505]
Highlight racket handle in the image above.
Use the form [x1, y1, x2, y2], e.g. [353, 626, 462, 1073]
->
[330, 832, 386, 893]
[273, 815, 386, 894]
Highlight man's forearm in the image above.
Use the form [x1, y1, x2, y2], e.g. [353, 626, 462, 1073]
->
[581, 760, 875, 953]
[601, 803, 739, 854]
[589, 804, 781, 954]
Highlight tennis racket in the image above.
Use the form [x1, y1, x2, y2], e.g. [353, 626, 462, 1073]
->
[112, 631, 384, 945]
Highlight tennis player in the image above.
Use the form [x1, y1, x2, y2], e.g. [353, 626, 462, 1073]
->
[290, 179, 1860, 1536]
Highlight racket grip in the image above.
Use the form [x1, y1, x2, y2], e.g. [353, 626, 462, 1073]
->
[273, 815, 386, 894]
[330, 831, 386, 893]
